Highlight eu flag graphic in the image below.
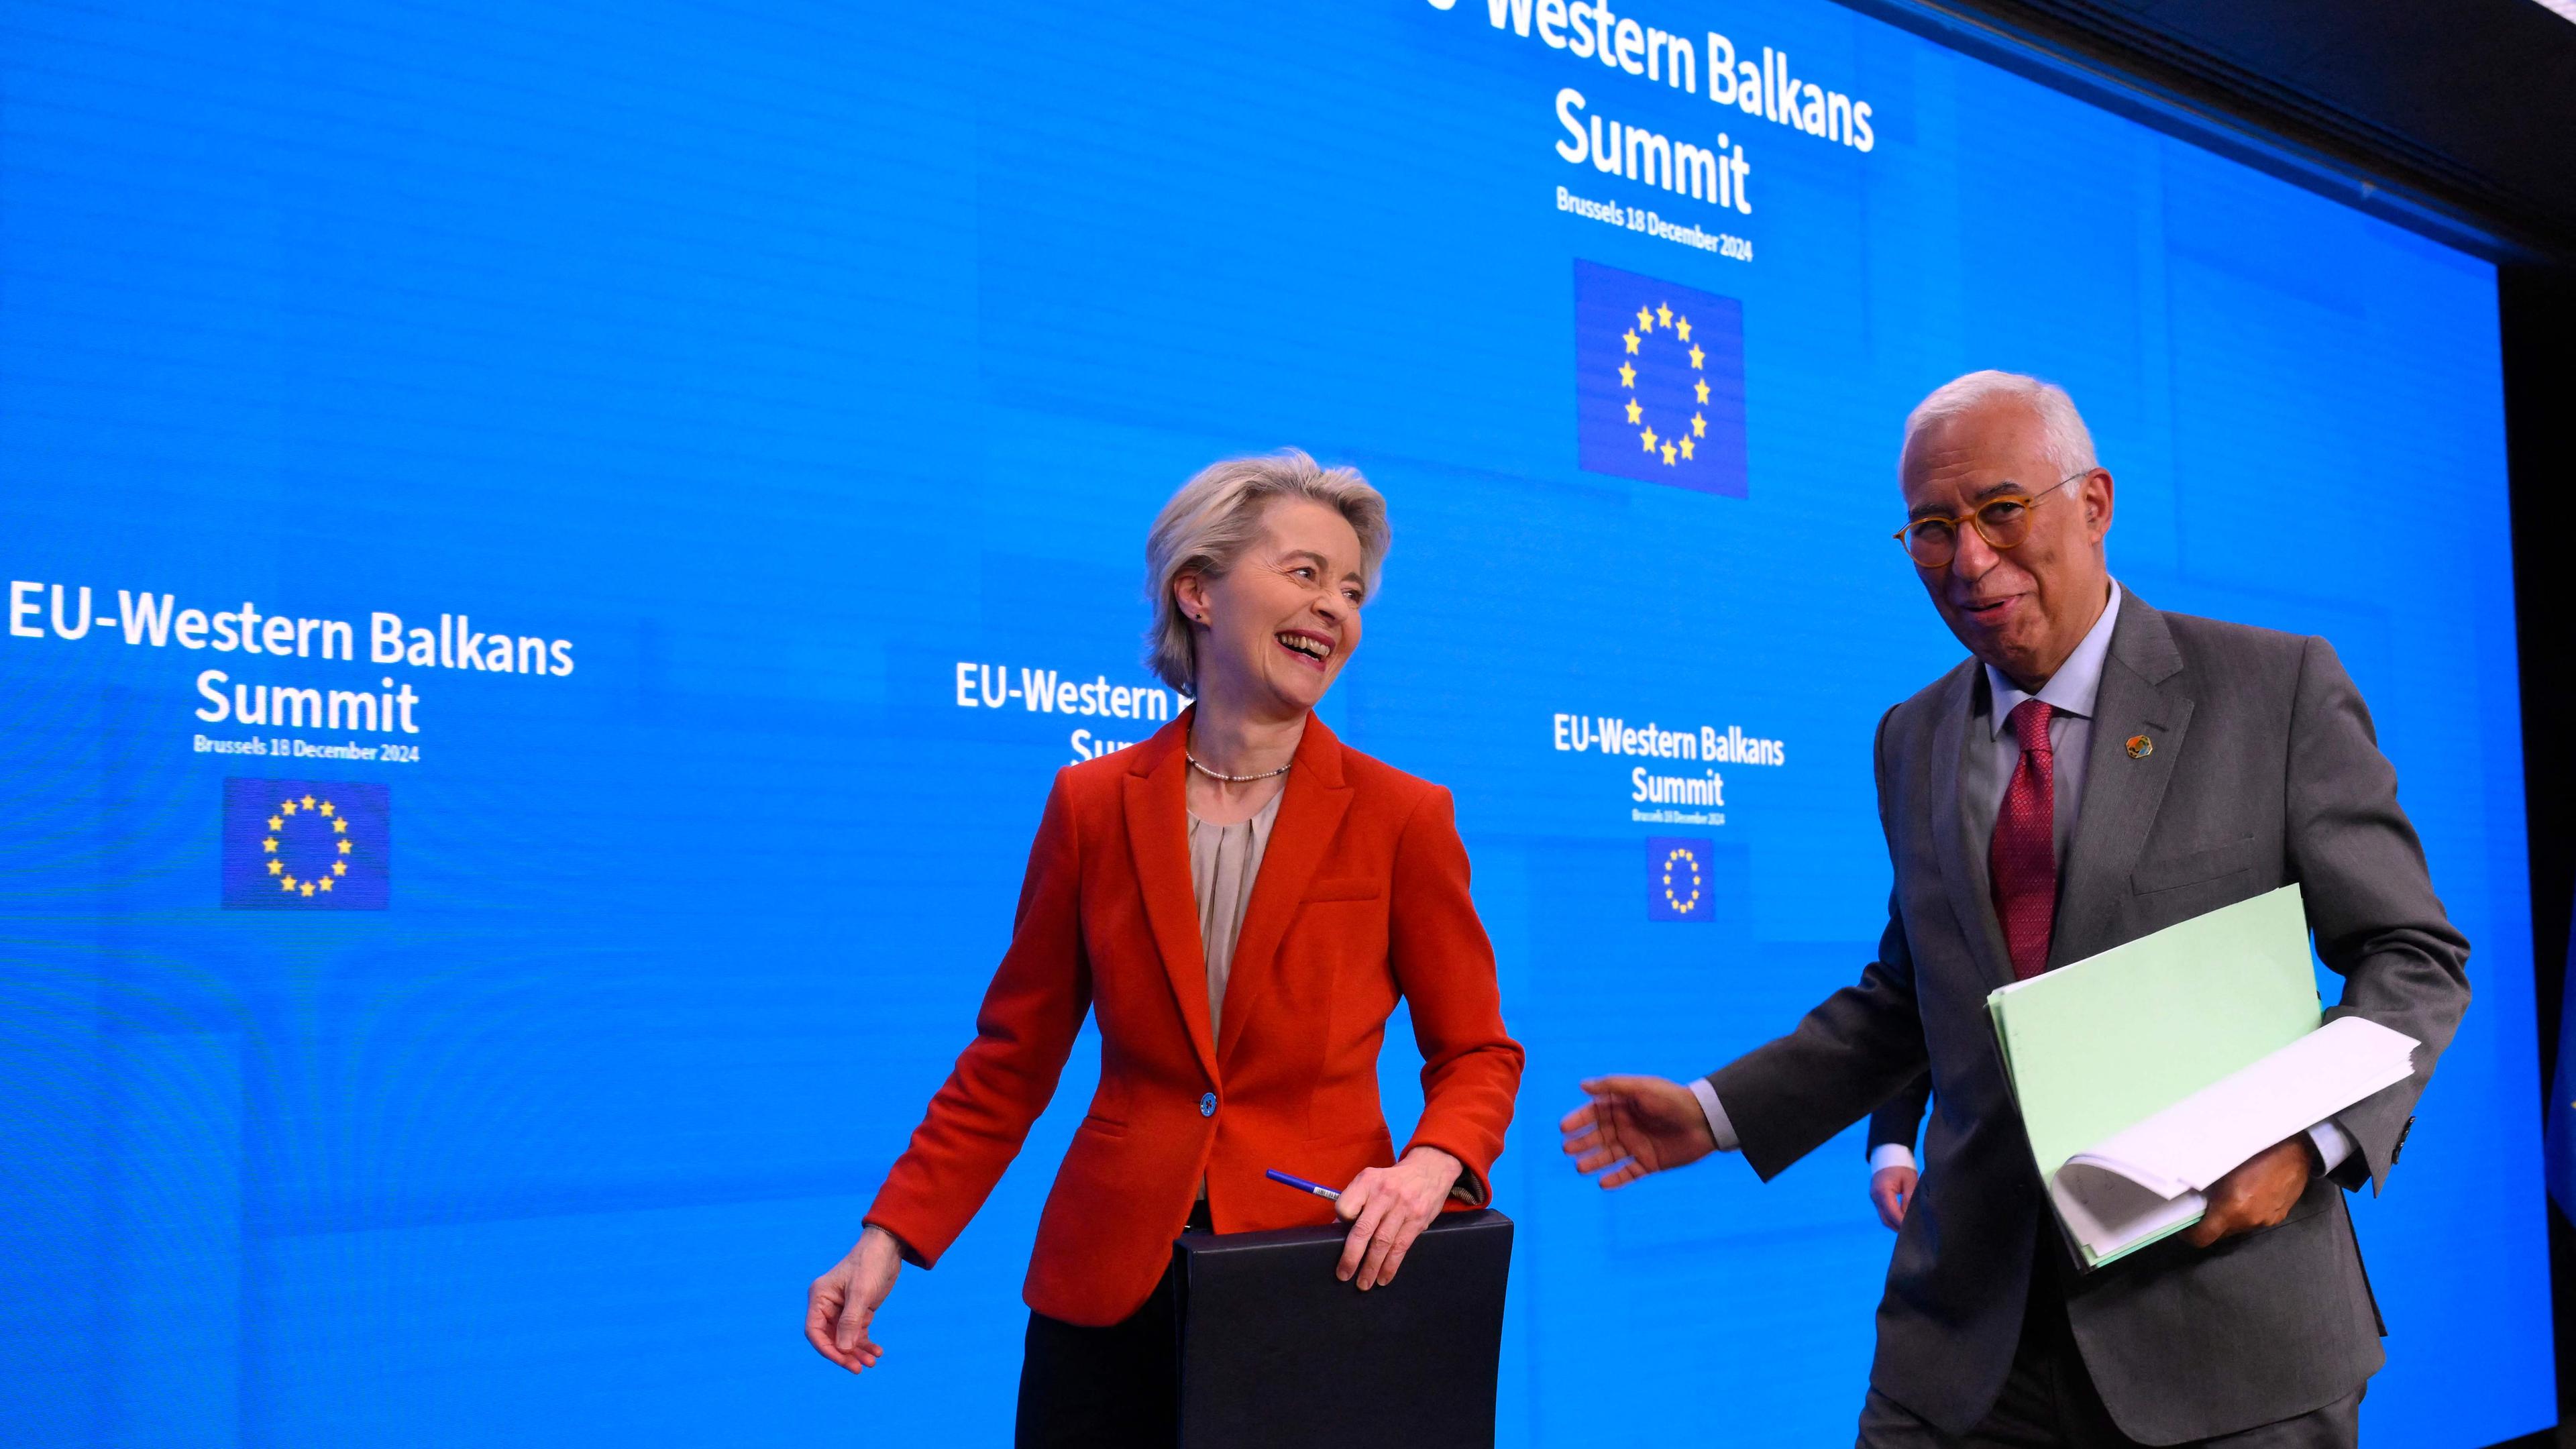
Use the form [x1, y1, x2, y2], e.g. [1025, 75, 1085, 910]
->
[221, 778, 390, 910]
[1646, 837, 1714, 922]
[1574, 260, 1748, 496]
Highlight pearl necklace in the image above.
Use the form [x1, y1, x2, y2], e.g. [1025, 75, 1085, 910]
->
[1187, 751, 1292, 783]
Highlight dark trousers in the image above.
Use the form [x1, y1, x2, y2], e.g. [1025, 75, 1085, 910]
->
[1857, 1246, 2361, 1448]
[1013, 1200, 1207, 1449]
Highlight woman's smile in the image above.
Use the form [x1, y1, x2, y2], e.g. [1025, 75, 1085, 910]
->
[1275, 629, 1336, 669]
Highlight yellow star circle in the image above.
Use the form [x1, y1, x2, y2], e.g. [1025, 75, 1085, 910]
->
[1660, 846, 1704, 915]
[1614, 299, 1703, 468]
[265, 796, 358, 901]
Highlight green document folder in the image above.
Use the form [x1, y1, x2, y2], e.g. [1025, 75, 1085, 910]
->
[1988, 883, 2322, 1267]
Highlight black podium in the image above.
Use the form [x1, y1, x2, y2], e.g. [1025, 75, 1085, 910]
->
[1169, 1209, 1513, 1449]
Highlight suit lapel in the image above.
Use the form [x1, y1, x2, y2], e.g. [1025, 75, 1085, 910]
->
[1215, 716, 1354, 1067]
[1928, 661, 2017, 994]
[2049, 596, 2193, 968]
[1124, 718, 1220, 1086]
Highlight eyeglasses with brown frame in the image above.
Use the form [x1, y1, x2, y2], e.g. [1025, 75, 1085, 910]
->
[1892, 470, 2094, 569]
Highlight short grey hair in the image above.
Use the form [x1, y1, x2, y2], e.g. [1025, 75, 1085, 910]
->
[1142, 449, 1390, 692]
[1901, 370, 2099, 480]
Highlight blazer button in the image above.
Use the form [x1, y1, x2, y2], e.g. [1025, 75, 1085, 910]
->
[1199, 1092, 1217, 1118]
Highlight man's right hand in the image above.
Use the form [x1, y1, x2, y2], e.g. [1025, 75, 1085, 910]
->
[1870, 1165, 1918, 1230]
[1560, 1075, 1719, 1189]
[806, 1224, 905, 1373]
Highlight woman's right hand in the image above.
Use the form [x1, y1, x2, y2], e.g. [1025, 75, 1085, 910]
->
[805, 1224, 905, 1372]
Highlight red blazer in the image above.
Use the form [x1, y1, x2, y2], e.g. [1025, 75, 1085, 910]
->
[865, 711, 1523, 1327]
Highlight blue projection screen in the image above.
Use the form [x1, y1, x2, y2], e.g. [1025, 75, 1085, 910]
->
[0, 0, 2544, 1444]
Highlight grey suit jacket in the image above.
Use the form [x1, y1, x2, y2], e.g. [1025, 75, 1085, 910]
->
[1707, 595, 2470, 1444]
[1869, 1072, 1931, 1158]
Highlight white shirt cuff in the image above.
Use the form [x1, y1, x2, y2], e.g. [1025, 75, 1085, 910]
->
[2307, 1118, 2357, 1175]
[1869, 1143, 1917, 1175]
[1686, 1076, 1740, 1152]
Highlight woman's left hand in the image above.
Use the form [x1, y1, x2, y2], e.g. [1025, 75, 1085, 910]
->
[1334, 1146, 1462, 1291]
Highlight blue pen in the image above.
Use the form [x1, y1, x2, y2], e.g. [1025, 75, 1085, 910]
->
[1264, 1168, 1342, 1203]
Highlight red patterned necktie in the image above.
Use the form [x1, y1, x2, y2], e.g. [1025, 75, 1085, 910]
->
[1990, 699, 2058, 980]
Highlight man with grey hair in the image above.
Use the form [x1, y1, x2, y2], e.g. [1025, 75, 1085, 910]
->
[1564, 370, 2469, 1446]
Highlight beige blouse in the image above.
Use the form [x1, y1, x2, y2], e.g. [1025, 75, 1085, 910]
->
[1187, 789, 1283, 1035]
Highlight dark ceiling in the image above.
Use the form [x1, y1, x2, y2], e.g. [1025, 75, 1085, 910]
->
[1853, 0, 2576, 260]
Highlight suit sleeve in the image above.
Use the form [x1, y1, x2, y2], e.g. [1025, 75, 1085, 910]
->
[863, 771, 1093, 1267]
[1867, 1072, 1932, 1157]
[2289, 636, 2471, 1194]
[1706, 707, 1933, 1181]
[1388, 785, 1525, 1207]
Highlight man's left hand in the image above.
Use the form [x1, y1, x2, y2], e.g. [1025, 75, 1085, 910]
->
[1335, 1146, 1462, 1291]
[2182, 1136, 2316, 1248]
[1870, 1165, 1919, 1231]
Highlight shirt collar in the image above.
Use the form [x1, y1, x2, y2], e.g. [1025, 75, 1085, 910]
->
[1986, 579, 2123, 738]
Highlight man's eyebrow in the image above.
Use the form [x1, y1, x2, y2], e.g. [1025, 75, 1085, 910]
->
[1909, 479, 2035, 520]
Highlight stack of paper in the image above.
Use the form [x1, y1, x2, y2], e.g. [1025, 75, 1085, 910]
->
[1988, 884, 2420, 1269]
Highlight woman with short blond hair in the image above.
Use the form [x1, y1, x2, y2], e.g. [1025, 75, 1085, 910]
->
[805, 449, 1523, 1444]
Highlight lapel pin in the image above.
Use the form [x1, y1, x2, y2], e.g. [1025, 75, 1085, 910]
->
[2125, 734, 2153, 759]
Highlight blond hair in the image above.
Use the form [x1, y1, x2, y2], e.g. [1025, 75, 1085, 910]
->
[1142, 449, 1389, 692]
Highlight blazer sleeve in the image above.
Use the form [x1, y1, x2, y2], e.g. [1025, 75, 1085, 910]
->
[863, 771, 1093, 1267]
[1707, 707, 1932, 1181]
[2289, 635, 2472, 1194]
[1707, 899, 1931, 1180]
[1867, 1071, 1932, 1157]
[1387, 784, 1525, 1207]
